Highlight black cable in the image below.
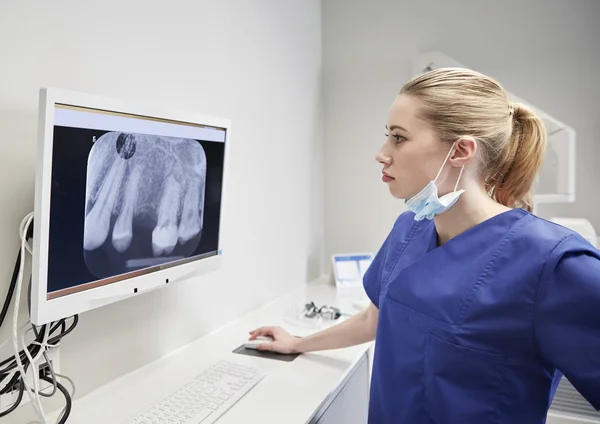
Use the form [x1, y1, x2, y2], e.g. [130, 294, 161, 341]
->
[0, 372, 21, 396]
[0, 249, 22, 330]
[0, 324, 46, 374]
[0, 318, 75, 383]
[0, 318, 71, 373]
[0, 379, 24, 417]
[0, 342, 38, 395]
[48, 315, 78, 345]
[1, 221, 33, 330]
[0, 217, 75, 419]
[0, 315, 78, 397]
[0, 317, 74, 410]
[39, 374, 72, 424]
[0, 235, 37, 381]
[0, 347, 38, 376]
[1, 359, 35, 394]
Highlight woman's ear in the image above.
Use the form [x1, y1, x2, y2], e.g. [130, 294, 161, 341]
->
[451, 137, 477, 167]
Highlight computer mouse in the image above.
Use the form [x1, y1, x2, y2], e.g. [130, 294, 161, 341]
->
[243, 335, 273, 350]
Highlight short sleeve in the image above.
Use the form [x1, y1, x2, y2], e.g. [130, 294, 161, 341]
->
[363, 232, 392, 309]
[534, 235, 600, 410]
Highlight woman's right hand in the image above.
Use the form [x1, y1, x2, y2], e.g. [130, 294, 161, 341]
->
[248, 326, 301, 354]
[248, 303, 378, 355]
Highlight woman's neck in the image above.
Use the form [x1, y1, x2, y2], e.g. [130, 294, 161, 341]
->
[433, 182, 512, 246]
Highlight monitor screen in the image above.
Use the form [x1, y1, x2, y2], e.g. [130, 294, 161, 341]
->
[45, 104, 226, 300]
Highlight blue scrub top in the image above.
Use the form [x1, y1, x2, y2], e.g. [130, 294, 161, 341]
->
[363, 208, 600, 423]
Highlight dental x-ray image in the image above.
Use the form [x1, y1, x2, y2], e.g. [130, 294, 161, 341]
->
[46, 117, 224, 297]
[83, 132, 207, 278]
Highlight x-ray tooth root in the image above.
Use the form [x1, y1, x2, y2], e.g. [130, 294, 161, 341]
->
[112, 166, 142, 253]
[152, 176, 182, 257]
[178, 179, 204, 244]
[84, 157, 127, 250]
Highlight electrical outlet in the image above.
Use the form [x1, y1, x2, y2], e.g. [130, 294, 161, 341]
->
[0, 346, 60, 410]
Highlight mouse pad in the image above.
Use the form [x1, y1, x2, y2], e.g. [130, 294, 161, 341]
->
[232, 345, 300, 362]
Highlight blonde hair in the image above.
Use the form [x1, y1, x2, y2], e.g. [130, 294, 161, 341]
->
[400, 67, 547, 212]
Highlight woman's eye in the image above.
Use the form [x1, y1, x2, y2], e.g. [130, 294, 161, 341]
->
[386, 133, 405, 143]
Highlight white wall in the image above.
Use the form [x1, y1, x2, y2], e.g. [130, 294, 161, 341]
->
[0, 0, 322, 421]
[322, 0, 600, 259]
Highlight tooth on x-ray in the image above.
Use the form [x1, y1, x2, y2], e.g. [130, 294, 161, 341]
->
[83, 131, 206, 276]
[112, 166, 142, 253]
[83, 157, 127, 250]
[179, 167, 205, 244]
[152, 175, 182, 256]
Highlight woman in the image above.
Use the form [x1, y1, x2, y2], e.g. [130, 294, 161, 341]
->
[248, 68, 600, 423]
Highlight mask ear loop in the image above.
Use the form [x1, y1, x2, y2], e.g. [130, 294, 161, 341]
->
[434, 142, 466, 192]
[433, 143, 457, 183]
[454, 166, 465, 191]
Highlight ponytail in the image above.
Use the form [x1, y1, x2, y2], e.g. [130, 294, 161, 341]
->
[488, 102, 547, 212]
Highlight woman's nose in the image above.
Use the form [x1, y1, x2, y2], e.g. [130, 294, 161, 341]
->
[376, 151, 391, 165]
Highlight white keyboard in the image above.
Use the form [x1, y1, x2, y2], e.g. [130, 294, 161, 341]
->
[125, 360, 266, 424]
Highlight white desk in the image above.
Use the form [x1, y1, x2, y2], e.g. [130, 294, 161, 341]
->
[44, 278, 373, 424]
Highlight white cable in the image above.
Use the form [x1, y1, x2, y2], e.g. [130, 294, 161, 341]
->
[29, 324, 60, 398]
[26, 374, 76, 424]
[19, 215, 34, 255]
[22, 322, 51, 411]
[11, 212, 47, 424]
[0, 322, 46, 404]
[14, 212, 45, 421]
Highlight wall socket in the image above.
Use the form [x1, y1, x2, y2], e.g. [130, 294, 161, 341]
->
[0, 346, 60, 411]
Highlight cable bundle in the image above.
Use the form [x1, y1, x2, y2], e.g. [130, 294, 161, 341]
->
[0, 213, 78, 423]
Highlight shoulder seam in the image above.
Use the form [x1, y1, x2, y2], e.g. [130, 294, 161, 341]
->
[531, 233, 576, 357]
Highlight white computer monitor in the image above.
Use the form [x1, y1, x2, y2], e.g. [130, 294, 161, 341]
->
[31, 88, 231, 325]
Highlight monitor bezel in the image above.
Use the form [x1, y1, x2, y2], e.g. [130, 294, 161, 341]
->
[31, 87, 231, 325]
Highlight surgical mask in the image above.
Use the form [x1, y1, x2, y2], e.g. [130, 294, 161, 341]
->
[405, 144, 465, 221]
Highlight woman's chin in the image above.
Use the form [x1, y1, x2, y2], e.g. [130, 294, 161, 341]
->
[388, 185, 410, 200]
